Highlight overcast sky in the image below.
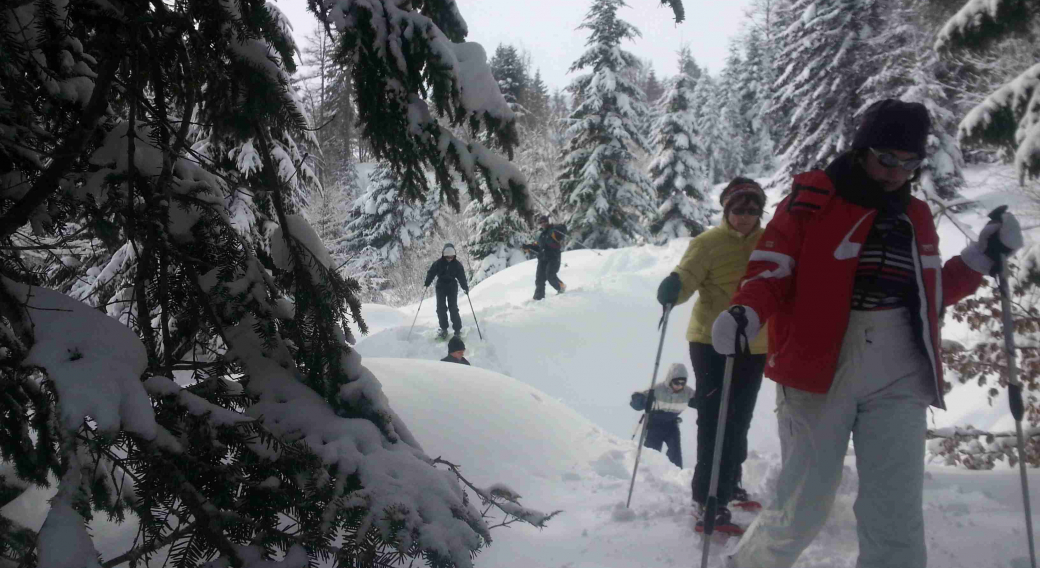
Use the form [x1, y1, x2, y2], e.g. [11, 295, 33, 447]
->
[272, 0, 753, 91]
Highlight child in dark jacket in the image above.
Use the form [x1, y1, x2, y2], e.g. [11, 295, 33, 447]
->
[440, 335, 470, 365]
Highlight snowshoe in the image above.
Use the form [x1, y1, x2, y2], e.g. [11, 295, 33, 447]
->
[558, 281, 567, 293]
[436, 328, 448, 341]
[731, 487, 762, 512]
[694, 506, 744, 536]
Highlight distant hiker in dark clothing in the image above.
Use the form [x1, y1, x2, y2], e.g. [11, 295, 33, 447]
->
[441, 335, 470, 365]
[629, 363, 695, 468]
[424, 243, 469, 340]
[522, 214, 568, 300]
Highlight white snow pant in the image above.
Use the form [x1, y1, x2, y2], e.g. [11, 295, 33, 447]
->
[730, 308, 935, 568]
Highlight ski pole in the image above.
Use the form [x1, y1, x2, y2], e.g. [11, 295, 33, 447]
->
[407, 286, 429, 341]
[465, 290, 483, 340]
[626, 304, 673, 508]
[630, 413, 646, 441]
[992, 213, 1037, 568]
[701, 306, 748, 568]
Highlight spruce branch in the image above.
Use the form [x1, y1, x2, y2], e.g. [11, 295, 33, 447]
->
[102, 520, 197, 568]
[0, 52, 120, 239]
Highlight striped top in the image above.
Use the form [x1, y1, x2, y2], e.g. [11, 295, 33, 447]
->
[851, 213, 918, 311]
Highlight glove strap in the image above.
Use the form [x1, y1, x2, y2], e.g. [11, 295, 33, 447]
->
[986, 205, 1014, 277]
[728, 305, 750, 356]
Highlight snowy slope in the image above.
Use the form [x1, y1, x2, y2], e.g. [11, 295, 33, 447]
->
[9, 165, 1039, 566]
[346, 164, 1040, 567]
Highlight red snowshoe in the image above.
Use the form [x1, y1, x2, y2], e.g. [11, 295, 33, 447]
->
[731, 487, 762, 512]
[731, 500, 762, 512]
[694, 506, 744, 536]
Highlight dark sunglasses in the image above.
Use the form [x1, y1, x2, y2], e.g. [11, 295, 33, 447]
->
[870, 148, 923, 171]
[731, 208, 762, 217]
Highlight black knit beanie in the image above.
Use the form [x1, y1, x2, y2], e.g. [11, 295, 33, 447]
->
[448, 336, 465, 352]
[852, 99, 931, 157]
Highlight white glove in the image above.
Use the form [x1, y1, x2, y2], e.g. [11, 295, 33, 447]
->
[711, 305, 761, 355]
[961, 207, 1023, 275]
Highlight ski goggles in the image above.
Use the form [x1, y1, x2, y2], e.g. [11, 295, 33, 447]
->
[870, 148, 924, 171]
[670, 378, 687, 386]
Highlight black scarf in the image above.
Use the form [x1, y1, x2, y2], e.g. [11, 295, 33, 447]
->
[824, 151, 911, 214]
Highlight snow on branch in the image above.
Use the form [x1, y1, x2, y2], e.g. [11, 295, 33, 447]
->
[221, 316, 491, 567]
[319, 0, 531, 214]
[0, 276, 158, 438]
[935, 0, 1033, 52]
[927, 426, 1040, 469]
[958, 63, 1040, 182]
[432, 458, 562, 530]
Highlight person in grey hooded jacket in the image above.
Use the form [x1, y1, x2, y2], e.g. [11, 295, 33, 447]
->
[630, 363, 696, 467]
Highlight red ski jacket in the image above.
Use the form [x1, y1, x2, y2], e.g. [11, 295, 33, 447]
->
[732, 168, 983, 409]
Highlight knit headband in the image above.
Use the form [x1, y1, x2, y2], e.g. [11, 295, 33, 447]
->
[720, 183, 765, 207]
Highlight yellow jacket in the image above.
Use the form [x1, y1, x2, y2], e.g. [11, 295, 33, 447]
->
[674, 224, 768, 354]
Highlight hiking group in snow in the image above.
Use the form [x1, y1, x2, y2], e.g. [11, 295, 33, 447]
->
[647, 99, 1024, 568]
[415, 96, 1025, 567]
[421, 214, 570, 347]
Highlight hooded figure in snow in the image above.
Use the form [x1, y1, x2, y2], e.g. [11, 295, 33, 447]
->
[630, 363, 695, 468]
[424, 243, 469, 339]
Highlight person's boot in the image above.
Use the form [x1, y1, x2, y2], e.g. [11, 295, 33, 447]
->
[695, 506, 743, 536]
[558, 280, 567, 293]
[730, 486, 762, 511]
[453, 330, 461, 338]
[437, 328, 448, 340]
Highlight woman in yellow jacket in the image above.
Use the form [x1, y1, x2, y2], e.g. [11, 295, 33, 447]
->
[657, 177, 768, 534]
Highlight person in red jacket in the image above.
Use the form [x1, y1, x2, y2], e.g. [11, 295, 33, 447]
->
[711, 99, 1023, 568]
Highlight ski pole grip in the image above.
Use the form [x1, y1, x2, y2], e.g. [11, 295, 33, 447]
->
[1010, 382, 1026, 422]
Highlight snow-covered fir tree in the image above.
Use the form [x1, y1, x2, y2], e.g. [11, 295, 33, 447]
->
[466, 197, 530, 285]
[0, 1, 554, 565]
[491, 44, 531, 119]
[344, 163, 439, 277]
[690, 74, 722, 183]
[770, 0, 881, 183]
[737, 31, 777, 174]
[713, 42, 748, 182]
[647, 54, 712, 242]
[860, 1, 966, 202]
[558, 0, 657, 249]
[529, 70, 552, 127]
[644, 68, 665, 106]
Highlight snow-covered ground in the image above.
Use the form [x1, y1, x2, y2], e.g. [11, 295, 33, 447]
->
[347, 163, 1040, 567]
[7, 164, 1038, 566]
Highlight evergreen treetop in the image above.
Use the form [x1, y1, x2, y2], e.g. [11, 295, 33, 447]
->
[558, 0, 657, 249]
